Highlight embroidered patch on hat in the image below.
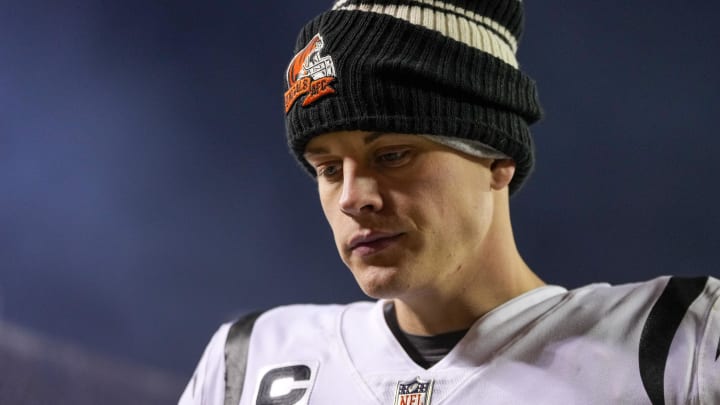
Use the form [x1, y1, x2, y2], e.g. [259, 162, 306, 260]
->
[394, 377, 434, 405]
[284, 34, 337, 113]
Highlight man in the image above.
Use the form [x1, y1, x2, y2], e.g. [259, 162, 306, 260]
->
[180, 1, 720, 404]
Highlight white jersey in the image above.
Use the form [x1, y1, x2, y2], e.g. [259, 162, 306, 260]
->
[180, 276, 720, 405]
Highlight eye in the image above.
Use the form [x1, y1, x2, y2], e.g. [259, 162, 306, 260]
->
[375, 148, 412, 167]
[316, 163, 342, 179]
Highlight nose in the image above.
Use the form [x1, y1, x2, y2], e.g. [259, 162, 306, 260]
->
[339, 161, 383, 216]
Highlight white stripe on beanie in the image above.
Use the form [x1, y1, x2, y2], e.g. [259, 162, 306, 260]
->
[332, 0, 520, 68]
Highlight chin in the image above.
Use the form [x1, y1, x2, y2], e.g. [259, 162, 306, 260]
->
[350, 264, 408, 299]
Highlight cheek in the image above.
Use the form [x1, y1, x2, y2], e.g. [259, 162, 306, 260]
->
[319, 194, 333, 223]
[405, 167, 457, 218]
[416, 170, 493, 238]
[318, 184, 338, 221]
[449, 188, 495, 248]
[318, 191, 346, 248]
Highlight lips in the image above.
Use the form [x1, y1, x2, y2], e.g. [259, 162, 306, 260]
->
[348, 232, 404, 256]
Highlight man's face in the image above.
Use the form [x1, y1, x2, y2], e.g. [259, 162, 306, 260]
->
[304, 131, 501, 300]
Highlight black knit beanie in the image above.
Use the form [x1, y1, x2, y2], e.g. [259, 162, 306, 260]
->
[284, 0, 542, 194]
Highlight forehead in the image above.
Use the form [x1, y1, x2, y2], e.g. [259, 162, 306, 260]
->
[304, 131, 423, 156]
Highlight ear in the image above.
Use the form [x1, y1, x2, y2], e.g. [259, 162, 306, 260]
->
[490, 159, 516, 190]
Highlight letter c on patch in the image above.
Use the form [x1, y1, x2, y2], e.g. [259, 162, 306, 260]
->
[256, 365, 313, 405]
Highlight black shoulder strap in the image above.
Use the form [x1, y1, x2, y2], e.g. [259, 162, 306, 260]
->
[639, 276, 708, 405]
[224, 311, 264, 405]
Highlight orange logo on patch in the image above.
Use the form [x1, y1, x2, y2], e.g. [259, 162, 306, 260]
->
[284, 34, 337, 113]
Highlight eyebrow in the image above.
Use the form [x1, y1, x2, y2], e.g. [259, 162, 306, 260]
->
[303, 131, 387, 157]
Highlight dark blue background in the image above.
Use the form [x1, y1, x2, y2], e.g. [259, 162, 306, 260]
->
[1, 0, 718, 381]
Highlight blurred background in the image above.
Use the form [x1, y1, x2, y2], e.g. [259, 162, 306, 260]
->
[1, 0, 718, 403]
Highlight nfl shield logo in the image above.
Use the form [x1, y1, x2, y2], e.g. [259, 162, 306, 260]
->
[394, 377, 434, 405]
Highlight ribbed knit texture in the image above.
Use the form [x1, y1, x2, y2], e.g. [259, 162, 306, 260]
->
[284, 0, 542, 194]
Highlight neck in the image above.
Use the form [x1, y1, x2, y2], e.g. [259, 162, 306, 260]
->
[393, 258, 544, 336]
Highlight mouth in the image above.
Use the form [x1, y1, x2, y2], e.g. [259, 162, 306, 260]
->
[348, 232, 405, 257]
